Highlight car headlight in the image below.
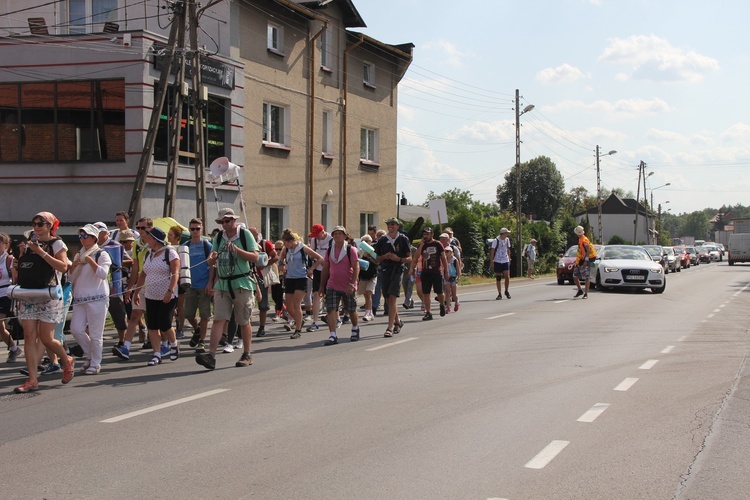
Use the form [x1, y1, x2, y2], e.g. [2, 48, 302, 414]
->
[558, 260, 565, 268]
[603, 266, 619, 272]
[652, 267, 663, 274]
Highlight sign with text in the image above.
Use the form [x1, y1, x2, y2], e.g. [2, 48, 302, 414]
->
[152, 44, 235, 90]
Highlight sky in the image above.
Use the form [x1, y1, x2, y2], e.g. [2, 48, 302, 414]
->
[354, 0, 750, 216]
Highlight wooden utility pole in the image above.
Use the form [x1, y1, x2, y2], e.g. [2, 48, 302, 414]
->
[188, 0, 207, 226]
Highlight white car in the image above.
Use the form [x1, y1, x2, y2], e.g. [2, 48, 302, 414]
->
[593, 245, 666, 294]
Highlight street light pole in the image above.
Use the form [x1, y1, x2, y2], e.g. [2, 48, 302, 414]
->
[595, 146, 617, 244]
[514, 89, 534, 278]
[650, 183, 670, 244]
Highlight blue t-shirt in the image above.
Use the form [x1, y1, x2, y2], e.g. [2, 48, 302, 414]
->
[188, 240, 212, 289]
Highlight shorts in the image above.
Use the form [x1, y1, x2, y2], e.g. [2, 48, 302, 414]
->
[380, 265, 403, 298]
[443, 276, 457, 288]
[312, 269, 327, 293]
[421, 272, 444, 295]
[358, 276, 377, 294]
[108, 296, 128, 331]
[132, 287, 146, 312]
[324, 288, 358, 314]
[145, 298, 177, 332]
[213, 288, 253, 325]
[0, 296, 11, 316]
[184, 287, 212, 319]
[257, 281, 270, 311]
[493, 261, 510, 274]
[573, 264, 590, 280]
[526, 257, 536, 269]
[18, 298, 66, 324]
[285, 277, 308, 294]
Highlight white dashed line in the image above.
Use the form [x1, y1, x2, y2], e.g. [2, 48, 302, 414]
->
[365, 337, 418, 351]
[101, 389, 230, 423]
[487, 313, 515, 320]
[713, 309, 721, 313]
[553, 299, 569, 304]
[524, 440, 570, 469]
[577, 403, 610, 423]
[639, 359, 659, 370]
[661, 346, 675, 354]
[707, 314, 715, 318]
[614, 378, 639, 391]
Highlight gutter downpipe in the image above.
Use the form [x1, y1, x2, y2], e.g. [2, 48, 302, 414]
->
[342, 34, 364, 227]
[308, 21, 328, 232]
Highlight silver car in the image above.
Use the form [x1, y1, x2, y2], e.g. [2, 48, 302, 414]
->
[593, 245, 666, 294]
[662, 246, 680, 273]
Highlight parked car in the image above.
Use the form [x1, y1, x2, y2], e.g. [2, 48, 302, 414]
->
[557, 244, 603, 284]
[685, 246, 700, 266]
[642, 245, 668, 273]
[703, 243, 721, 262]
[674, 246, 690, 269]
[592, 245, 666, 294]
[662, 246, 680, 273]
[698, 246, 712, 263]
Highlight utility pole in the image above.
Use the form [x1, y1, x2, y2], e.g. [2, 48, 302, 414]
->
[596, 145, 602, 244]
[128, 0, 186, 220]
[188, 0, 207, 226]
[514, 89, 522, 278]
[633, 161, 644, 244]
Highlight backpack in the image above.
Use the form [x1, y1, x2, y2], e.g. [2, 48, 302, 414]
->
[214, 228, 261, 294]
[17, 238, 60, 289]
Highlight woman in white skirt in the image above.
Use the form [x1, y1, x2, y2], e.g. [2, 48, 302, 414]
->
[69, 224, 111, 375]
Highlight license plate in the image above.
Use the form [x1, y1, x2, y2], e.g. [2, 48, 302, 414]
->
[625, 274, 646, 281]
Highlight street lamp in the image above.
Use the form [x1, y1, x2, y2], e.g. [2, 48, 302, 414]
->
[595, 146, 617, 243]
[650, 183, 670, 244]
[515, 89, 534, 278]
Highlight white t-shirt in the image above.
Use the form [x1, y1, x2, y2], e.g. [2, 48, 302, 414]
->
[310, 234, 332, 271]
[0, 251, 13, 298]
[142, 246, 179, 300]
[491, 236, 511, 264]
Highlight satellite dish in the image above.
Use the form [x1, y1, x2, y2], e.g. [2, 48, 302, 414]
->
[209, 157, 240, 181]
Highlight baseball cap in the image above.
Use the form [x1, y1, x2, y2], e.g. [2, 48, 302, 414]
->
[310, 224, 325, 237]
[93, 221, 108, 233]
[500, 227, 510, 234]
[422, 227, 433, 233]
[439, 233, 449, 239]
[384, 217, 401, 226]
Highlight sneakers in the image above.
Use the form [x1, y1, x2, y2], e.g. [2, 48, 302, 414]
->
[176, 330, 185, 339]
[41, 363, 62, 375]
[363, 311, 373, 322]
[341, 315, 350, 325]
[582, 293, 588, 299]
[147, 355, 162, 366]
[62, 356, 74, 384]
[159, 344, 171, 357]
[445, 306, 451, 315]
[306, 322, 320, 332]
[236, 352, 253, 367]
[222, 343, 235, 353]
[169, 345, 180, 361]
[283, 323, 292, 332]
[80, 359, 91, 373]
[350, 327, 360, 342]
[454, 302, 460, 312]
[255, 326, 266, 337]
[439, 304, 446, 317]
[196, 352, 216, 370]
[69, 344, 84, 358]
[195, 342, 206, 354]
[290, 331, 302, 339]
[574, 289, 584, 298]
[112, 345, 131, 360]
[142, 340, 152, 350]
[505, 291, 511, 299]
[422, 312, 433, 321]
[6, 347, 21, 363]
[324, 336, 338, 346]
[233, 338, 244, 350]
[14, 379, 39, 394]
[218, 334, 228, 347]
[496, 293, 503, 300]
[336, 318, 343, 329]
[189, 333, 201, 347]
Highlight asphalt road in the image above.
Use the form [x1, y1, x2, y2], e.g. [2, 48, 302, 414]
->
[1, 262, 749, 499]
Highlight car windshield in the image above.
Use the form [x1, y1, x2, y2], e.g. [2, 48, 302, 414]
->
[663, 247, 674, 256]
[686, 246, 696, 253]
[642, 246, 662, 257]
[601, 247, 651, 261]
[564, 245, 578, 257]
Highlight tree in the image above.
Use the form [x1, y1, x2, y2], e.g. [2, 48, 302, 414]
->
[496, 156, 565, 221]
[681, 211, 710, 240]
[425, 189, 498, 220]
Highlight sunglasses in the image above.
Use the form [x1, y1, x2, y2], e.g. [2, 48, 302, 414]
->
[32, 221, 47, 227]
[275, 247, 283, 251]
[78, 233, 92, 239]
[136, 226, 148, 230]
[189, 227, 202, 231]
[221, 218, 234, 224]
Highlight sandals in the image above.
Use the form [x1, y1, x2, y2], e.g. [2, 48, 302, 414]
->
[384, 329, 393, 338]
[84, 366, 100, 375]
[393, 320, 404, 335]
[147, 356, 162, 366]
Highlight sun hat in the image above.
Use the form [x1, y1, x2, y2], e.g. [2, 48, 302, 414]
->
[215, 208, 239, 223]
[439, 233, 450, 239]
[147, 227, 168, 245]
[118, 229, 136, 242]
[331, 225, 346, 235]
[500, 227, 510, 234]
[574, 225, 585, 236]
[93, 221, 108, 233]
[78, 224, 99, 238]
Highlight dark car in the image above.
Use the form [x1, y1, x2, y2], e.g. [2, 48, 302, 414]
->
[557, 244, 603, 285]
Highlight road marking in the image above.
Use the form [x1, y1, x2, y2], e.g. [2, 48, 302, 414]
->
[487, 313, 515, 320]
[614, 378, 639, 391]
[639, 359, 659, 370]
[678, 336, 687, 342]
[720, 304, 726, 308]
[100, 389, 230, 423]
[524, 440, 570, 469]
[707, 314, 715, 318]
[661, 346, 675, 354]
[553, 299, 569, 304]
[365, 337, 418, 352]
[577, 403, 610, 423]
[713, 309, 721, 313]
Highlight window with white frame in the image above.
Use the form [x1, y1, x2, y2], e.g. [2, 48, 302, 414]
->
[320, 27, 331, 70]
[67, 0, 118, 34]
[322, 110, 333, 157]
[360, 127, 377, 163]
[262, 102, 288, 146]
[261, 206, 286, 242]
[360, 213, 375, 236]
[267, 23, 283, 54]
[363, 62, 375, 87]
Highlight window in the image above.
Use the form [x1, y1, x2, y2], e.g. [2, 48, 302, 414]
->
[261, 206, 285, 242]
[153, 86, 227, 165]
[360, 213, 376, 237]
[263, 102, 288, 147]
[363, 62, 375, 87]
[322, 110, 333, 157]
[267, 23, 283, 54]
[320, 27, 331, 70]
[321, 202, 331, 230]
[0, 79, 125, 163]
[67, 0, 118, 34]
[360, 127, 378, 163]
